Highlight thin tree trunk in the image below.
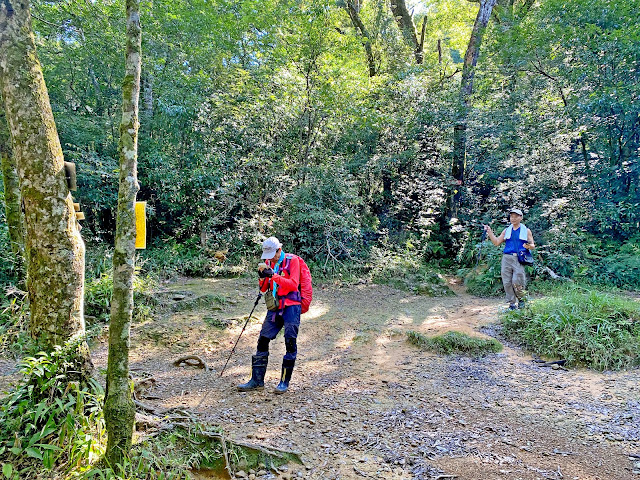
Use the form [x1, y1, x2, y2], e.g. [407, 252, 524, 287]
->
[104, 0, 141, 466]
[449, 0, 498, 217]
[344, 1, 377, 77]
[389, 0, 423, 64]
[0, 0, 89, 363]
[142, 71, 153, 121]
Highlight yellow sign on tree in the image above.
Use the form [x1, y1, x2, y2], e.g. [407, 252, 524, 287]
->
[135, 201, 146, 249]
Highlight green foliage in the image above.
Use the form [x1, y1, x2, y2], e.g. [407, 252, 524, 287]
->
[0, 196, 18, 288]
[502, 288, 640, 370]
[81, 424, 226, 480]
[536, 230, 640, 290]
[370, 246, 453, 296]
[407, 330, 503, 356]
[460, 243, 505, 297]
[0, 341, 105, 478]
[0, 291, 30, 357]
[19, 0, 638, 285]
[141, 240, 245, 279]
[85, 265, 157, 327]
[279, 166, 370, 274]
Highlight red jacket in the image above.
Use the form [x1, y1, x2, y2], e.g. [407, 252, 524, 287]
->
[259, 253, 301, 307]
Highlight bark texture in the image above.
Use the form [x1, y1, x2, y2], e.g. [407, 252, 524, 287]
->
[104, 0, 141, 465]
[389, 0, 424, 64]
[0, 0, 88, 353]
[449, 0, 498, 217]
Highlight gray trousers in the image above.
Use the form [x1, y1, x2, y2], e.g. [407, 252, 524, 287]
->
[501, 254, 526, 306]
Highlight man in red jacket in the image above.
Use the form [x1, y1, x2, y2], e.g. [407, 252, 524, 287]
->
[238, 237, 301, 394]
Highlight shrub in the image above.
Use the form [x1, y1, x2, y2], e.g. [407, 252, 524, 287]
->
[502, 288, 640, 370]
[0, 341, 105, 478]
[279, 166, 370, 275]
[0, 290, 30, 357]
[85, 267, 157, 327]
[141, 240, 246, 279]
[407, 330, 502, 356]
[370, 246, 453, 296]
[461, 245, 505, 297]
[0, 203, 18, 288]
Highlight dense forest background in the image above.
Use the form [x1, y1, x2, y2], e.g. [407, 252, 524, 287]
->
[1, 0, 639, 289]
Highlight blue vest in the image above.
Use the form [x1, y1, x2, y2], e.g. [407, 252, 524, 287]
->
[504, 227, 527, 254]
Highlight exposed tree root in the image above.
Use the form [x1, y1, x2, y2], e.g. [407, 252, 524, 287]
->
[173, 355, 210, 371]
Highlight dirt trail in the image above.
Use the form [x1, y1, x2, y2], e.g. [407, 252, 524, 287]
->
[9, 276, 639, 479]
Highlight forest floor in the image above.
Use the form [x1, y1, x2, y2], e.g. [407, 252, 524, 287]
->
[3, 276, 640, 479]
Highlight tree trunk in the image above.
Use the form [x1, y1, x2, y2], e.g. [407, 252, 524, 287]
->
[448, 0, 498, 218]
[389, 0, 423, 64]
[0, 0, 89, 361]
[344, 1, 377, 77]
[142, 72, 153, 121]
[104, 0, 141, 466]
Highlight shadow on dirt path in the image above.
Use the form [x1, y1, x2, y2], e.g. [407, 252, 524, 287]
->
[4, 276, 639, 479]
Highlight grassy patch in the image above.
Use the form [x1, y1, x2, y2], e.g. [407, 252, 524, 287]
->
[407, 330, 502, 356]
[501, 288, 640, 370]
[166, 294, 228, 313]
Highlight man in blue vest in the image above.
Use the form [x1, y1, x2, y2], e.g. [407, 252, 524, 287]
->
[483, 208, 536, 310]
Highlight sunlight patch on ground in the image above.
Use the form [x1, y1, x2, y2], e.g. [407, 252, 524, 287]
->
[386, 313, 414, 327]
[420, 316, 452, 329]
[335, 329, 357, 349]
[303, 302, 330, 320]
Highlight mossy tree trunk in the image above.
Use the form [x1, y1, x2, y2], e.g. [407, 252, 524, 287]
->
[448, 0, 498, 219]
[0, 0, 89, 363]
[0, 99, 26, 284]
[344, 1, 377, 77]
[104, 0, 141, 466]
[389, 0, 425, 64]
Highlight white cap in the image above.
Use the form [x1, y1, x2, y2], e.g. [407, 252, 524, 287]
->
[509, 208, 523, 216]
[261, 237, 282, 259]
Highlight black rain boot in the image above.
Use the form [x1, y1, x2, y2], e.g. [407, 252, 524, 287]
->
[237, 355, 268, 391]
[274, 358, 295, 394]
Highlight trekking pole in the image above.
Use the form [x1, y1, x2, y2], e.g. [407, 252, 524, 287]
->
[219, 291, 263, 377]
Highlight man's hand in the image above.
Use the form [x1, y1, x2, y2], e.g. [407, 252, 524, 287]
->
[482, 224, 493, 234]
[258, 267, 274, 278]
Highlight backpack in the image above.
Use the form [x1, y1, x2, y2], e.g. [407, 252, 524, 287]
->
[281, 254, 313, 314]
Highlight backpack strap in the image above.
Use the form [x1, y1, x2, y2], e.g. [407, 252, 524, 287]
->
[278, 254, 301, 307]
[281, 253, 295, 275]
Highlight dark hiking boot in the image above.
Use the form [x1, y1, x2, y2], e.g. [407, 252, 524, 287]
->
[237, 355, 268, 391]
[274, 358, 295, 394]
[508, 304, 518, 311]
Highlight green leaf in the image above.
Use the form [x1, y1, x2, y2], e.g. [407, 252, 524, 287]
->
[2, 464, 13, 479]
[25, 447, 43, 460]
